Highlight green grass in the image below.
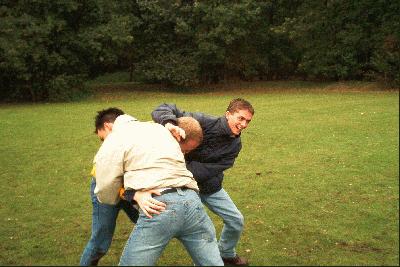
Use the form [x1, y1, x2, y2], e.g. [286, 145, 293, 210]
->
[0, 83, 398, 266]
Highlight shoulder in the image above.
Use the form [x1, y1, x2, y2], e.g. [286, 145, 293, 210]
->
[193, 113, 219, 128]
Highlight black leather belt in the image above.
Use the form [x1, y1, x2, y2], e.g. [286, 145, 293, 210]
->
[159, 187, 188, 196]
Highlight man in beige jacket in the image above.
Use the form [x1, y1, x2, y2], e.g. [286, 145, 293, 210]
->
[93, 107, 223, 266]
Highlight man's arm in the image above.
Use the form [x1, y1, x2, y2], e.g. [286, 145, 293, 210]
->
[152, 103, 209, 142]
[151, 103, 190, 125]
[94, 143, 125, 205]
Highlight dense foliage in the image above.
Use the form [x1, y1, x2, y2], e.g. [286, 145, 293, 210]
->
[0, 0, 134, 101]
[1, 0, 399, 101]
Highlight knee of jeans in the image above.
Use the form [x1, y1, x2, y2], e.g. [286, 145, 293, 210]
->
[89, 233, 113, 252]
[229, 213, 244, 231]
[93, 242, 111, 255]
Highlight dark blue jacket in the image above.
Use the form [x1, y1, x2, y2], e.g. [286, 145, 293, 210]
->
[151, 103, 242, 194]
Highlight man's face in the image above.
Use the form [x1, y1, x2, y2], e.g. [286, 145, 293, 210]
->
[225, 109, 253, 136]
[180, 139, 199, 154]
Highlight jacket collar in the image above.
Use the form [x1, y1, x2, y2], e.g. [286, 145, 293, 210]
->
[113, 114, 138, 132]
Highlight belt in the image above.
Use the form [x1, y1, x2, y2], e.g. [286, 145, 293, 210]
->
[158, 187, 188, 196]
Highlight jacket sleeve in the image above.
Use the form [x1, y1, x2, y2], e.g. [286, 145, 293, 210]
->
[93, 138, 125, 205]
[151, 103, 190, 125]
[186, 155, 236, 183]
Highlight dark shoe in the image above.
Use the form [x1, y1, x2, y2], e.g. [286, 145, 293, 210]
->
[222, 255, 249, 266]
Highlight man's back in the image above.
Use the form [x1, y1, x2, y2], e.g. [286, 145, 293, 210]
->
[94, 115, 198, 205]
[115, 120, 197, 191]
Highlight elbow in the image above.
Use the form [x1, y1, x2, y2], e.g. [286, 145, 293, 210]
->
[94, 185, 120, 205]
[96, 191, 119, 205]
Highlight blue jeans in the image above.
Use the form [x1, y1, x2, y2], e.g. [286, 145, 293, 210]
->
[200, 188, 244, 258]
[80, 178, 139, 266]
[119, 188, 223, 266]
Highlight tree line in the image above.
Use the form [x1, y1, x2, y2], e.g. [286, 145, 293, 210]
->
[1, 0, 399, 102]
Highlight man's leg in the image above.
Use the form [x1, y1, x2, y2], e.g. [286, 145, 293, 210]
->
[200, 189, 246, 261]
[80, 178, 120, 266]
[178, 189, 224, 266]
[118, 207, 175, 266]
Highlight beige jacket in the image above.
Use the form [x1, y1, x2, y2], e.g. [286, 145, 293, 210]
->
[93, 114, 198, 205]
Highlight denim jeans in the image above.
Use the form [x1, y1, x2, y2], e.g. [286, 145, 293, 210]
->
[119, 188, 223, 266]
[200, 188, 244, 258]
[79, 178, 139, 266]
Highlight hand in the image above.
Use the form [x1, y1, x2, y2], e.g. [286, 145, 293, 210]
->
[165, 122, 186, 142]
[133, 189, 166, 218]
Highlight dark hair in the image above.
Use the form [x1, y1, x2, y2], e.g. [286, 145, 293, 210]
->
[94, 107, 125, 133]
[226, 98, 254, 115]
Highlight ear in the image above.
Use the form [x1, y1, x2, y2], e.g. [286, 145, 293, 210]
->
[225, 111, 231, 118]
[103, 122, 114, 131]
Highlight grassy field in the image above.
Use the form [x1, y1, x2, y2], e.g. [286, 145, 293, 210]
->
[0, 81, 398, 266]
